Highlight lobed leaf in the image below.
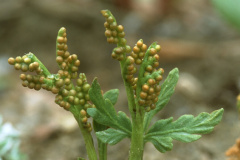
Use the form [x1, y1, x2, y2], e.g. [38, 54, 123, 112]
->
[96, 128, 129, 145]
[143, 68, 179, 132]
[146, 136, 172, 153]
[144, 108, 224, 153]
[103, 89, 119, 106]
[87, 78, 132, 144]
[93, 89, 119, 133]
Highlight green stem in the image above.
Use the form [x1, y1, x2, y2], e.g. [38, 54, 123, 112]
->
[98, 140, 107, 160]
[93, 121, 108, 160]
[120, 61, 136, 117]
[119, 61, 145, 160]
[76, 117, 98, 160]
[72, 110, 97, 160]
[27, 52, 51, 76]
[129, 112, 144, 160]
[127, 43, 161, 159]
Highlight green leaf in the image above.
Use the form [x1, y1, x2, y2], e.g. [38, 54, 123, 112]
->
[117, 111, 132, 132]
[93, 120, 107, 133]
[88, 78, 132, 144]
[96, 128, 129, 145]
[146, 136, 173, 153]
[143, 68, 179, 132]
[87, 100, 119, 129]
[145, 108, 224, 153]
[212, 0, 240, 32]
[103, 89, 119, 105]
[93, 120, 108, 160]
[93, 89, 119, 132]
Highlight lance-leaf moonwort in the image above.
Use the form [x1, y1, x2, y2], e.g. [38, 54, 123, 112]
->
[8, 9, 224, 160]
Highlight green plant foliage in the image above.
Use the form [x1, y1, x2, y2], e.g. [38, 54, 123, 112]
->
[103, 89, 119, 106]
[8, 27, 98, 160]
[93, 89, 119, 135]
[7, 9, 225, 160]
[144, 108, 224, 152]
[88, 79, 132, 142]
[96, 128, 129, 145]
[212, 0, 240, 31]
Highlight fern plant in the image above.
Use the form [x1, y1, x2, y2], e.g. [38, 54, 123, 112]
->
[7, 10, 224, 160]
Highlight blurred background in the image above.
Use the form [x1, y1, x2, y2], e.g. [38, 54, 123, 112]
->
[0, 0, 240, 159]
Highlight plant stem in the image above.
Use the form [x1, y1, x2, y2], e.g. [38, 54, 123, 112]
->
[120, 61, 136, 117]
[119, 61, 144, 160]
[98, 140, 107, 160]
[129, 112, 144, 160]
[92, 119, 108, 160]
[27, 52, 51, 76]
[73, 114, 98, 160]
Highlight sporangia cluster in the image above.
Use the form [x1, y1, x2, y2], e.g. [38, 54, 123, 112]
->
[101, 10, 164, 112]
[8, 27, 93, 132]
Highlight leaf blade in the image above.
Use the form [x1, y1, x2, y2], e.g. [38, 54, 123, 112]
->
[96, 128, 129, 145]
[145, 108, 224, 153]
[145, 136, 173, 153]
[103, 89, 119, 106]
[88, 78, 132, 145]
